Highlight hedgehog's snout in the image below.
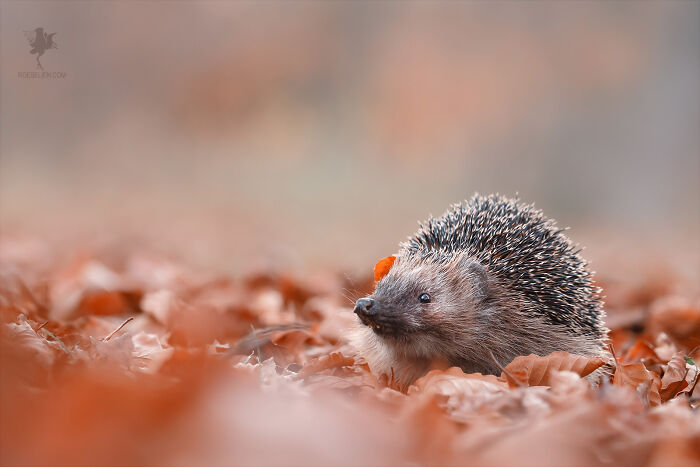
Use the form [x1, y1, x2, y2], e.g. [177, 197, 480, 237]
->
[354, 297, 376, 327]
[354, 297, 404, 336]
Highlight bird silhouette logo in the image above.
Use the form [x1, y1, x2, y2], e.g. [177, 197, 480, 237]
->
[24, 27, 58, 70]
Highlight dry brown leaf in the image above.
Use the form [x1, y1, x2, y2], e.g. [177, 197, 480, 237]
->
[660, 352, 689, 402]
[410, 368, 506, 397]
[623, 339, 663, 365]
[407, 368, 509, 422]
[501, 351, 606, 387]
[613, 361, 662, 406]
[654, 332, 680, 362]
[270, 328, 326, 351]
[297, 351, 355, 379]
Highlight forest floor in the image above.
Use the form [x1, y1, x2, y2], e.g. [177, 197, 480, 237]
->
[1, 233, 699, 466]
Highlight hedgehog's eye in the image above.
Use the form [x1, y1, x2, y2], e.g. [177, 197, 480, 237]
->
[418, 293, 431, 303]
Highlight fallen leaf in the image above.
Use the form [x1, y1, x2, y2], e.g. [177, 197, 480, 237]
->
[622, 339, 663, 365]
[654, 332, 680, 362]
[501, 352, 606, 387]
[660, 352, 689, 401]
[140, 289, 177, 325]
[3, 320, 56, 367]
[297, 352, 355, 379]
[374, 256, 396, 282]
[613, 361, 662, 406]
[78, 290, 131, 316]
[131, 331, 174, 374]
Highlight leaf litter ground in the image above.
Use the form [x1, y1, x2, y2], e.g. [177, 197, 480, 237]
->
[1, 235, 699, 466]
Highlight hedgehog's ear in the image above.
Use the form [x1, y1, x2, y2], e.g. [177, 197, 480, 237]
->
[374, 255, 396, 282]
[459, 257, 490, 300]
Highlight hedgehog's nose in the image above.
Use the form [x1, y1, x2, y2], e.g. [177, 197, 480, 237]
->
[354, 298, 376, 323]
[355, 297, 375, 313]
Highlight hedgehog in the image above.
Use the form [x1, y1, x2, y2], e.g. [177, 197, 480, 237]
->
[351, 194, 610, 387]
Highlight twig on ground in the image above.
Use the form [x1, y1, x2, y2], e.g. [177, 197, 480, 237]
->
[243, 350, 255, 365]
[104, 316, 134, 341]
[41, 328, 71, 355]
[227, 323, 308, 357]
[489, 350, 524, 387]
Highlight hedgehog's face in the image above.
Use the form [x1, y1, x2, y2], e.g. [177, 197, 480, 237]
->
[353, 253, 491, 356]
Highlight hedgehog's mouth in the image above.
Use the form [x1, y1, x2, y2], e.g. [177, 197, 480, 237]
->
[368, 322, 399, 338]
[366, 321, 391, 337]
[356, 313, 412, 338]
[353, 298, 416, 338]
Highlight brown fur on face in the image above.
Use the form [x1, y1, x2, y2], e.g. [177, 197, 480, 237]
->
[350, 252, 609, 389]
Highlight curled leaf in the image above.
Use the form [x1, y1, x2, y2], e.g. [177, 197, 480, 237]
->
[659, 352, 689, 402]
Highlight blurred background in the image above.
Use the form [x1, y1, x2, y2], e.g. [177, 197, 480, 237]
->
[1, 1, 698, 281]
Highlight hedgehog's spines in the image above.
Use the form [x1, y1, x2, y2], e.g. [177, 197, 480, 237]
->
[401, 194, 607, 341]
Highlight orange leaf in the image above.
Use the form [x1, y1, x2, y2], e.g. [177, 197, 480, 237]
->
[622, 339, 662, 365]
[78, 291, 130, 316]
[501, 352, 606, 387]
[374, 256, 396, 282]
